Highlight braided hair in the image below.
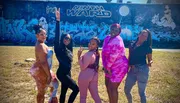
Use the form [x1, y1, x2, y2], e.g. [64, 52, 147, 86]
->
[91, 37, 100, 71]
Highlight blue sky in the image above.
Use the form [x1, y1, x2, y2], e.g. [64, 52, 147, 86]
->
[49, 0, 148, 3]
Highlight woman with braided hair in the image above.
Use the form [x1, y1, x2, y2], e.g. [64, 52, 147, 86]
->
[77, 37, 102, 103]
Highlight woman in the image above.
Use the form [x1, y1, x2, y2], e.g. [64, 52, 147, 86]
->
[54, 8, 79, 103]
[77, 37, 102, 103]
[30, 25, 59, 103]
[102, 23, 128, 103]
[124, 29, 153, 103]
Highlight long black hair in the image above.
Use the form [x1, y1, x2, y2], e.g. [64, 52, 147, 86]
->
[91, 37, 100, 71]
[60, 33, 73, 52]
[136, 29, 152, 47]
[145, 29, 152, 47]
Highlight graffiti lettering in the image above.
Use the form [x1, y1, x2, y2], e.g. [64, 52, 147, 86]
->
[67, 5, 111, 18]
[46, 6, 57, 14]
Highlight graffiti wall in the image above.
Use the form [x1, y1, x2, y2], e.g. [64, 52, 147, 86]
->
[0, 1, 180, 48]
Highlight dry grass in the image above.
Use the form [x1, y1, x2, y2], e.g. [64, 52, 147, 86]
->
[0, 46, 180, 103]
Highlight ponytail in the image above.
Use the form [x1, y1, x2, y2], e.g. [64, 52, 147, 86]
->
[91, 37, 100, 72]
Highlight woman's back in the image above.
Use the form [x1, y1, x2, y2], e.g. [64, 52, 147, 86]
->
[33, 43, 49, 75]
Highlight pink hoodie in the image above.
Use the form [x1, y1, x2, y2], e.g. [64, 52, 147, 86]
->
[102, 35, 128, 82]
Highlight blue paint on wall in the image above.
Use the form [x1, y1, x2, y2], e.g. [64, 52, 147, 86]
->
[0, 1, 180, 48]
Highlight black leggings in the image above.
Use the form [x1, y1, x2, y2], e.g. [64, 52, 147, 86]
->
[56, 71, 79, 103]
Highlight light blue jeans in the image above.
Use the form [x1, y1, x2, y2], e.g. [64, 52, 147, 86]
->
[124, 64, 149, 103]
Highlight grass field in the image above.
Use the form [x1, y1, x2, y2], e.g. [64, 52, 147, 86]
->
[0, 46, 180, 103]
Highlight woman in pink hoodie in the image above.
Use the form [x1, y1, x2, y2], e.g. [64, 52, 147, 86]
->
[77, 37, 102, 103]
[102, 23, 128, 103]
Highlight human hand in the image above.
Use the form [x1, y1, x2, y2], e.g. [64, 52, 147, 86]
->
[148, 60, 153, 67]
[77, 46, 84, 59]
[130, 65, 135, 68]
[107, 69, 112, 76]
[104, 67, 112, 76]
[34, 62, 40, 67]
[128, 65, 135, 72]
[55, 8, 60, 21]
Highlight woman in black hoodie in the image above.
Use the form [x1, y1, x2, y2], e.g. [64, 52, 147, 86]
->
[54, 8, 79, 103]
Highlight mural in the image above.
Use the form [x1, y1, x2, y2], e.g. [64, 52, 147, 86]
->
[152, 5, 176, 30]
[0, 1, 180, 48]
[66, 5, 112, 18]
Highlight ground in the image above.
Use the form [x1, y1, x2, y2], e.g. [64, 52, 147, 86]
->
[0, 46, 180, 103]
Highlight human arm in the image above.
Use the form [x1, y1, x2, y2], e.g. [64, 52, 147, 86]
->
[146, 46, 153, 67]
[105, 38, 124, 70]
[128, 42, 135, 70]
[54, 8, 61, 54]
[101, 36, 113, 75]
[78, 51, 95, 71]
[101, 37, 108, 69]
[77, 46, 95, 71]
[147, 53, 153, 67]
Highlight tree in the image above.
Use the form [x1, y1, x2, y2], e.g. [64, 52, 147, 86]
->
[106, 0, 112, 3]
[127, 1, 132, 3]
[149, 0, 180, 4]
[147, 0, 151, 3]
[117, 0, 123, 3]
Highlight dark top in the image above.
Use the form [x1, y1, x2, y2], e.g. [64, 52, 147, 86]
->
[54, 21, 73, 74]
[129, 41, 152, 65]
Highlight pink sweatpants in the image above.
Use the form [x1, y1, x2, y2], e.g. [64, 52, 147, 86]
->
[78, 68, 101, 103]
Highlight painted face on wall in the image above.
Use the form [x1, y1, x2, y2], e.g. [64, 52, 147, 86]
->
[36, 29, 47, 43]
[110, 26, 120, 37]
[138, 30, 148, 42]
[63, 34, 71, 46]
[88, 39, 98, 51]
